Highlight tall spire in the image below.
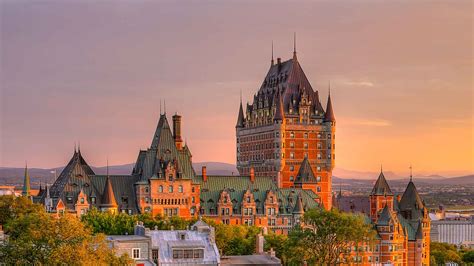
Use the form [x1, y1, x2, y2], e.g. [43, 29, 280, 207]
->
[236, 92, 245, 128]
[22, 161, 31, 197]
[271, 41, 274, 66]
[293, 32, 297, 60]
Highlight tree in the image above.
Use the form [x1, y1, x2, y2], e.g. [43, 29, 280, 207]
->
[0, 196, 130, 265]
[430, 242, 462, 265]
[285, 209, 377, 265]
[462, 250, 474, 263]
[211, 220, 261, 256]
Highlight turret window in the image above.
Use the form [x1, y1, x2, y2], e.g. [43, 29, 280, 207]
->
[304, 133, 308, 139]
[159, 185, 163, 193]
[290, 132, 295, 138]
[290, 152, 294, 159]
[169, 186, 173, 193]
[178, 185, 183, 193]
[304, 143, 308, 149]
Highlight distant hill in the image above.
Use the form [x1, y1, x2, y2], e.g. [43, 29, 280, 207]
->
[1, 163, 471, 188]
[0, 162, 238, 187]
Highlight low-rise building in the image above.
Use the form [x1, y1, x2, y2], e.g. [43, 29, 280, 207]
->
[430, 216, 474, 246]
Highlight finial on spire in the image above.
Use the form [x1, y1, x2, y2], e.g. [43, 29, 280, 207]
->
[107, 157, 109, 177]
[409, 164, 413, 182]
[381, 164, 383, 173]
[271, 41, 274, 66]
[160, 99, 162, 115]
[78, 141, 81, 153]
[74, 142, 77, 153]
[328, 80, 331, 95]
[164, 99, 166, 114]
[293, 32, 296, 54]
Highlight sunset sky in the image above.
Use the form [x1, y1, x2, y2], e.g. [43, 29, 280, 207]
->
[1, 1, 472, 177]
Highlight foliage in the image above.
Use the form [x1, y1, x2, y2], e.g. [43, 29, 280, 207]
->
[462, 250, 474, 263]
[81, 208, 194, 235]
[264, 232, 288, 260]
[0, 195, 131, 265]
[283, 209, 377, 265]
[212, 220, 261, 256]
[430, 242, 462, 265]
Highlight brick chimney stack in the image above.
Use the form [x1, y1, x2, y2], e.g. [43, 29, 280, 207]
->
[250, 167, 255, 183]
[172, 114, 183, 150]
[202, 166, 207, 182]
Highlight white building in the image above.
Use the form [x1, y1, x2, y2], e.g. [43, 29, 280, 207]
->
[430, 217, 474, 246]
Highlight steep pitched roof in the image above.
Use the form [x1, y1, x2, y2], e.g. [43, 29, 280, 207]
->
[134, 114, 195, 181]
[101, 176, 118, 208]
[294, 157, 317, 184]
[324, 92, 335, 122]
[236, 101, 245, 128]
[370, 171, 393, 196]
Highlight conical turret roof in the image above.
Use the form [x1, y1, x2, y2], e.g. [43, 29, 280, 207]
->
[371, 171, 393, 196]
[293, 194, 305, 214]
[399, 180, 424, 211]
[236, 101, 245, 128]
[324, 92, 335, 122]
[101, 175, 118, 208]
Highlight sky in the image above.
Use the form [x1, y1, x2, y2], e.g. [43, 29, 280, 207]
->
[0, 0, 472, 177]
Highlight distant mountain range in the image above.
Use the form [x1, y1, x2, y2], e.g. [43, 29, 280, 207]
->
[1, 162, 472, 188]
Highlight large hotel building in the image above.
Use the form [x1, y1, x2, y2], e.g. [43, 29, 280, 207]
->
[26, 43, 430, 265]
[236, 48, 335, 209]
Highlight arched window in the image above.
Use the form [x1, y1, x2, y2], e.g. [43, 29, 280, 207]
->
[168, 185, 173, 193]
[159, 185, 163, 193]
[178, 185, 183, 193]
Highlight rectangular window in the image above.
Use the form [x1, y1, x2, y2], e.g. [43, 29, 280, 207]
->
[304, 143, 308, 149]
[304, 133, 308, 139]
[132, 248, 140, 259]
[194, 249, 204, 258]
[152, 249, 159, 263]
[290, 152, 294, 159]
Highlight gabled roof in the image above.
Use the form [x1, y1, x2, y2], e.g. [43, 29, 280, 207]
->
[370, 171, 393, 196]
[134, 114, 195, 181]
[294, 157, 317, 184]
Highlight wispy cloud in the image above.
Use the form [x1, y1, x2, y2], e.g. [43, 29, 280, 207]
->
[342, 118, 392, 127]
[341, 81, 375, 87]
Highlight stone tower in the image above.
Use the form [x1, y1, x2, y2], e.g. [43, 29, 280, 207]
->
[236, 45, 336, 209]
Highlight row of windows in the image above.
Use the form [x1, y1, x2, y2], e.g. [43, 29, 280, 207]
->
[157, 185, 184, 193]
[238, 141, 334, 153]
[172, 248, 204, 259]
[238, 132, 335, 143]
[150, 198, 190, 205]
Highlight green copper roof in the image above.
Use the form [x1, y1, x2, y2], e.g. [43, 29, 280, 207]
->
[194, 175, 320, 215]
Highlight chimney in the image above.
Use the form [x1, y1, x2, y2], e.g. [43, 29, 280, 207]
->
[202, 166, 207, 182]
[250, 167, 255, 183]
[276, 171, 282, 188]
[172, 114, 183, 150]
[134, 221, 146, 236]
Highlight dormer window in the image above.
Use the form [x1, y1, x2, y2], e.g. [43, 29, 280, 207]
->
[159, 185, 163, 193]
[80, 197, 84, 204]
[178, 185, 183, 193]
[91, 197, 96, 204]
[246, 196, 251, 203]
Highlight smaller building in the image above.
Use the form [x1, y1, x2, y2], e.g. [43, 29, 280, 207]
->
[107, 219, 220, 266]
[430, 216, 474, 246]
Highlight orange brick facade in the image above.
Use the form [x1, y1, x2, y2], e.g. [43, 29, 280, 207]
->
[236, 52, 336, 210]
